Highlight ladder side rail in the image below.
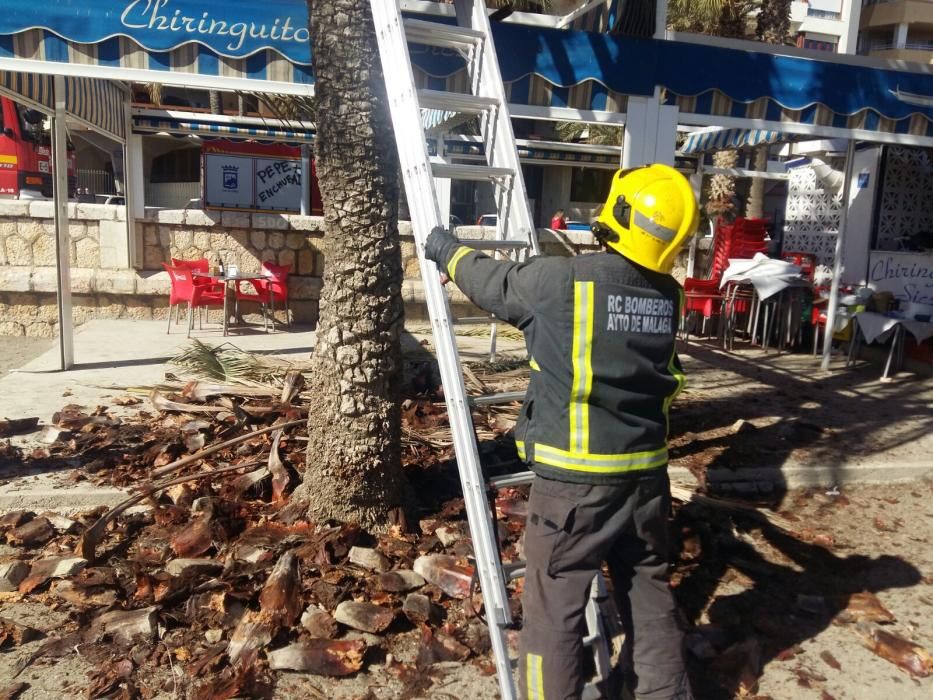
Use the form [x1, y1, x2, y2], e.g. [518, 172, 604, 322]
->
[453, 0, 539, 254]
[370, 4, 517, 698]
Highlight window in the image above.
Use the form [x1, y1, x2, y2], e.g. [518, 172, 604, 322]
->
[570, 168, 614, 203]
[151, 148, 200, 183]
[799, 37, 838, 52]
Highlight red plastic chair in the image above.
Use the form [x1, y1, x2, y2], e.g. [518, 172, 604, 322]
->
[682, 218, 770, 340]
[782, 252, 817, 281]
[234, 262, 291, 329]
[171, 257, 224, 292]
[163, 263, 226, 337]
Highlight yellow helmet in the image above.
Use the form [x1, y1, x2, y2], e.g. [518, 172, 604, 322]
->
[592, 164, 699, 274]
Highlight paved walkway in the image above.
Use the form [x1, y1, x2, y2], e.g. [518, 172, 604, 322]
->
[0, 321, 930, 513]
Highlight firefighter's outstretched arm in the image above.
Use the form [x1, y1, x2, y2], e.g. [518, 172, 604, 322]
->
[423, 227, 566, 327]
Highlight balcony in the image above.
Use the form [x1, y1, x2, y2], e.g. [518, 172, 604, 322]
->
[860, 0, 933, 29]
[864, 42, 933, 61]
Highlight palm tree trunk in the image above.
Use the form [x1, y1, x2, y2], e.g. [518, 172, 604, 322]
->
[209, 90, 222, 115]
[707, 149, 739, 220]
[293, 0, 409, 530]
[746, 146, 767, 219]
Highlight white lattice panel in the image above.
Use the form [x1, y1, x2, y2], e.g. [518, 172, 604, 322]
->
[782, 164, 843, 268]
[876, 146, 933, 251]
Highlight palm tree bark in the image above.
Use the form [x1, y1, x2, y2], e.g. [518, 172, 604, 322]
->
[293, 0, 409, 530]
[707, 149, 740, 220]
[746, 145, 767, 219]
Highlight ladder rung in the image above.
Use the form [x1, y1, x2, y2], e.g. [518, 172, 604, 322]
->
[488, 470, 535, 489]
[454, 315, 496, 325]
[418, 89, 499, 114]
[502, 562, 526, 581]
[432, 162, 513, 181]
[469, 391, 526, 407]
[404, 18, 484, 50]
[464, 239, 529, 251]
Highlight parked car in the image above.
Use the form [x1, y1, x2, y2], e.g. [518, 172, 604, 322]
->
[476, 214, 498, 226]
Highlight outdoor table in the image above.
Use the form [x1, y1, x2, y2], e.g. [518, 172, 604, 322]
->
[718, 254, 809, 351]
[193, 271, 273, 336]
[847, 311, 933, 380]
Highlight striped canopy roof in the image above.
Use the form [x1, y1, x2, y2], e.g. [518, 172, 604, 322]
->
[681, 128, 787, 154]
[0, 71, 127, 141]
[133, 115, 313, 146]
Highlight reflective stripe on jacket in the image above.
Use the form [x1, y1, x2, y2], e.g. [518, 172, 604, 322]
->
[435, 239, 685, 485]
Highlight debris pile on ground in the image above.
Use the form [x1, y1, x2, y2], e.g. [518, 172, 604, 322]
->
[0, 346, 536, 698]
[0, 341, 930, 699]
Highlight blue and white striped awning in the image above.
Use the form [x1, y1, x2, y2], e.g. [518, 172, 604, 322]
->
[133, 115, 313, 145]
[0, 29, 313, 96]
[0, 70, 127, 141]
[681, 128, 786, 154]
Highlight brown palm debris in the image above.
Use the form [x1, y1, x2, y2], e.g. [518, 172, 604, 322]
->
[835, 592, 896, 625]
[268, 428, 290, 504]
[258, 551, 302, 627]
[854, 621, 933, 677]
[78, 460, 264, 563]
[0, 617, 42, 649]
[0, 417, 39, 438]
[170, 504, 215, 559]
[0, 683, 27, 700]
[267, 639, 366, 675]
[819, 650, 842, 670]
[6, 517, 54, 547]
[85, 658, 136, 699]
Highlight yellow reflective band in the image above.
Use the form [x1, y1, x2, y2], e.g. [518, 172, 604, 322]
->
[569, 281, 595, 454]
[515, 440, 526, 460]
[534, 443, 668, 474]
[526, 653, 544, 700]
[663, 289, 687, 434]
[446, 245, 475, 284]
[529, 357, 541, 371]
[0, 155, 17, 165]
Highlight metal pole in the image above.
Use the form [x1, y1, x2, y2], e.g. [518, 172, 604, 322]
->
[820, 139, 856, 371]
[122, 100, 138, 269]
[686, 161, 704, 278]
[53, 75, 74, 370]
[300, 144, 311, 215]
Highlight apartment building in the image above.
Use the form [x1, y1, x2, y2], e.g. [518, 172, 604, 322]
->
[791, 0, 862, 53]
[858, 0, 933, 63]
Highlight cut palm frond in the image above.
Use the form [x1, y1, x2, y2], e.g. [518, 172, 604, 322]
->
[170, 340, 309, 387]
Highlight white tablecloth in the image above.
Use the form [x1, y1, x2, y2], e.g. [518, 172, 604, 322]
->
[855, 311, 933, 345]
[719, 253, 808, 300]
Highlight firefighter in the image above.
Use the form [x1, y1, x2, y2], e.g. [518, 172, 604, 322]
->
[424, 163, 699, 700]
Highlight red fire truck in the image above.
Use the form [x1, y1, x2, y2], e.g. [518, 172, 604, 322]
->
[0, 96, 76, 199]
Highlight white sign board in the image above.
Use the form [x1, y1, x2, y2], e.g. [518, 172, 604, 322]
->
[204, 153, 255, 209]
[255, 158, 302, 211]
[868, 251, 933, 305]
[204, 153, 302, 212]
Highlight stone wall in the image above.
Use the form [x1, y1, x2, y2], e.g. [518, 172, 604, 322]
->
[0, 201, 330, 337]
[0, 201, 602, 338]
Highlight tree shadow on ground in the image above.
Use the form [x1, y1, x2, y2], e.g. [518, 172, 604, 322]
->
[669, 339, 933, 506]
[673, 498, 923, 699]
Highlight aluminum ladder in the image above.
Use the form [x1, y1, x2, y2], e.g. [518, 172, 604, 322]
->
[370, 2, 612, 697]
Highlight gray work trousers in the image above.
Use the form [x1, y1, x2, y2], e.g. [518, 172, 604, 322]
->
[518, 472, 692, 700]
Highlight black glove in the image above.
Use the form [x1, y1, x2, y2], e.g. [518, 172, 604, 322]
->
[423, 226, 458, 267]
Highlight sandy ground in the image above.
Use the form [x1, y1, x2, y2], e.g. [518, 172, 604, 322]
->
[0, 337, 52, 379]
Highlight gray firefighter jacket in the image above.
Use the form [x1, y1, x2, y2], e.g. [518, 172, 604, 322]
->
[425, 227, 685, 485]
